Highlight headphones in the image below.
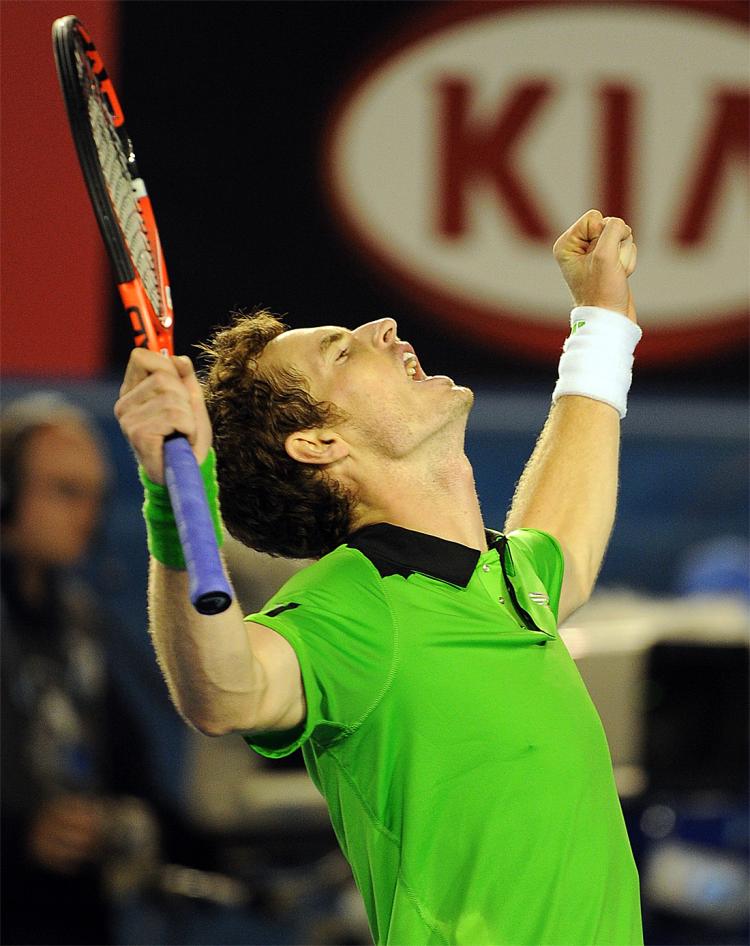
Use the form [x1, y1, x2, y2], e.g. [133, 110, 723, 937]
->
[0, 393, 90, 525]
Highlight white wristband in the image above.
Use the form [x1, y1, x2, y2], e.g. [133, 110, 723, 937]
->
[552, 306, 642, 419]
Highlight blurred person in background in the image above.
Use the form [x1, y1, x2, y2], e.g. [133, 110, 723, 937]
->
[0, 394, 159, 946]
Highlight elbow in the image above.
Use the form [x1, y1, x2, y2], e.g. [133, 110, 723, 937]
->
[169, 666, 268, 738]
[191, 716, 235, 738]
[178, 699, 257, 738]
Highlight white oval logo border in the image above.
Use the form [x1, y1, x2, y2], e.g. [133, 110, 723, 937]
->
[321, 0, 748, 365]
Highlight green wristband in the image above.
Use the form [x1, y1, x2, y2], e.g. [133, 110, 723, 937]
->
[139, 447, 224, 569]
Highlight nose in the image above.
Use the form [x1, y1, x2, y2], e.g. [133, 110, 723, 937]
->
[355, 318, 398, 350]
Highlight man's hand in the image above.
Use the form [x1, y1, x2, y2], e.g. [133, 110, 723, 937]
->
[553, 209, 638, 323]
[114, 349, 212, 483]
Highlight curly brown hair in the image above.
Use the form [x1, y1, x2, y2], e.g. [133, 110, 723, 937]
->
[198, 309, 356, 559]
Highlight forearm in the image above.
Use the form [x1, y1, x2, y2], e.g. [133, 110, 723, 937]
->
[503, 211, 639, 618]
[505, 395, 620, 597]
[115, 354, 278, 735]
[148, 558, 265, 735]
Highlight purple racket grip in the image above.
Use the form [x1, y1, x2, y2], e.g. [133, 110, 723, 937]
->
[163, 435, 232, 614]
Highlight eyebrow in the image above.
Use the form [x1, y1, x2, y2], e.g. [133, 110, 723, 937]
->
[318, 331, 347, 357]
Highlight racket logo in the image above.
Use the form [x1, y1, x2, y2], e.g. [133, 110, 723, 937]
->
[76, 24, 125, 128]
[127, 307, 148, 348]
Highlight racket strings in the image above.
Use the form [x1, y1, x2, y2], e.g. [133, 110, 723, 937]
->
[85, 72, 161, 318]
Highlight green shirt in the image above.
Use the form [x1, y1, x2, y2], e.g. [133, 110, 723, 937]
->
[245, 525, 643, 946]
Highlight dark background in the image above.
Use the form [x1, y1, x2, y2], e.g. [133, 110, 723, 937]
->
[115, 0, 747, 395]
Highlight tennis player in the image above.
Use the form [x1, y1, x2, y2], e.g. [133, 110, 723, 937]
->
[116, 209, 644, 945]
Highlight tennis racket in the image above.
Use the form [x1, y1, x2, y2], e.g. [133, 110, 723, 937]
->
[52, 15, 232, 615]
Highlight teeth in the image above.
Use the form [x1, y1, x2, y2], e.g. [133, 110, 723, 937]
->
[402, 352, 418, 378]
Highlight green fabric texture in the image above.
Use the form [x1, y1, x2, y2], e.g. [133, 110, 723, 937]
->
[139, 447, 223, 569]
[244, 528, 643, 946]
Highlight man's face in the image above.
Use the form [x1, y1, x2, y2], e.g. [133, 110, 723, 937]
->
[6, 423, 108, 566]
[261, 318, 474, 460]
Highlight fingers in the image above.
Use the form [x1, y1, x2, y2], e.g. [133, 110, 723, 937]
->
[115, 353, 196, 481]
[116, 363, 190, 415]
[557, 212, 636, 275]
[553, 209, 604, 258]
[117, 386, 197, 443]
[568, 208, 605, 242]
[115, 373, 197, 462]
[580, 208, 605, 242]
[173, 354, 195, 380]
[553, 210, 635, 261]
[624, 237, 637, 277]
[120, 348, 201, 400]
[115, 352, 212, 481]
[615, 232, 637, 275]
[173, 354, 209, 412]
[120, 346, 180, 398]
[553, 210, 637, 315]
[593, 216, 632, 261]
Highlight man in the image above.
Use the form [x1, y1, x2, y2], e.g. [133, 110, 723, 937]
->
[115, 210, 644, 944]
[0, 394, 156, 945]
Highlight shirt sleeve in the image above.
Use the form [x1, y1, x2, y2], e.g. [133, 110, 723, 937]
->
[242, 548, 396, 759]
[505, 528, 565, 623]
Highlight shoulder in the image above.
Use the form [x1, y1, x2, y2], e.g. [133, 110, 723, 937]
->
[245, 543, 398, 753]
[260, 543, 386, 612]
[249, 543, 394, 656]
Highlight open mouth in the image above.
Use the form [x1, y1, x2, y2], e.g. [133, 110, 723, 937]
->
[401, 348, 428, 382]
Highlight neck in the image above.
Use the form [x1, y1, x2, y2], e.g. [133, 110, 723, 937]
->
[350, 447, 487, 552]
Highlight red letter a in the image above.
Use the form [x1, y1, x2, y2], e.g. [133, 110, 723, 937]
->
[674, 90, 749, 246]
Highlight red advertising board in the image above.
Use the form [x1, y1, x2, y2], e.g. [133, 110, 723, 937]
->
[323, 0, 749, 364]
[1, 1, 118, 377]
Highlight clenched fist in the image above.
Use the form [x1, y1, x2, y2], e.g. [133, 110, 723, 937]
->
[114, 349, 212, 484]
[553, 210, 638, 324]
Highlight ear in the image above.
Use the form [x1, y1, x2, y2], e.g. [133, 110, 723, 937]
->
[284, 429, 350, 466]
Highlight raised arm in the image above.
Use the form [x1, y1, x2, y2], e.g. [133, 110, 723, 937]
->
[115, 349, 304, 736]
[504, 211, 640, 623]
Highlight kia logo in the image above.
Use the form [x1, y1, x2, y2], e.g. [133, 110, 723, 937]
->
[323, 0, 748, 364]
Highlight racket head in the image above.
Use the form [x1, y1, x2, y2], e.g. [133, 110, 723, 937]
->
[52, 15, 173, 354]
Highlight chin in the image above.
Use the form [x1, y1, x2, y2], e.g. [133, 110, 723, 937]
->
[452, 383, 474, 412]
[435, 384, 473, 433]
